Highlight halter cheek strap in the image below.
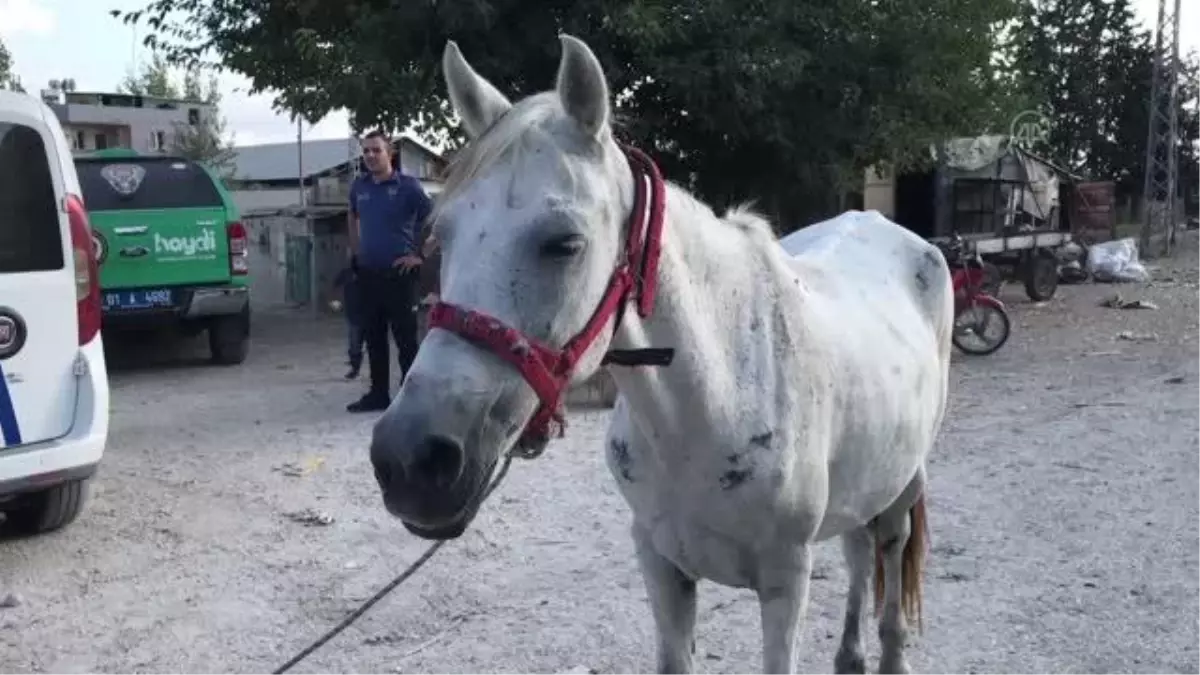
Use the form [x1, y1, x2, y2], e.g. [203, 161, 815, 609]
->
[427, 144, 673, 452]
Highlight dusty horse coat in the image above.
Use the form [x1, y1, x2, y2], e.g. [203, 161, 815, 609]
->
[606, 208, 951, 588]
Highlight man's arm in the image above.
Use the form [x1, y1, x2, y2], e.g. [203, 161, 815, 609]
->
[346, 182, 360, 260]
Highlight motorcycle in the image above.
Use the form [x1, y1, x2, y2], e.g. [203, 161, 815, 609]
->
[939, 235, 1011, 356]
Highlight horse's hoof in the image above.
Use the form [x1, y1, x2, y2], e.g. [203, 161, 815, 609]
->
[834, 649, 866, 674]
[878, 657, 911, 674]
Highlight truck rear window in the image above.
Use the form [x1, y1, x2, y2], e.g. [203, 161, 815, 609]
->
[76, 157, 225, 212]
[0, 122, 65, 273]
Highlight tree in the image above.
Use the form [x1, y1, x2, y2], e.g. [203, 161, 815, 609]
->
[175, 68, 237, 177]
[118, 51, 236, 176]
[0, 37, 26, 92]
[118, 51, 180, 98]
[1010, 0, 1198, 202]
[117, 0, 1024, 227]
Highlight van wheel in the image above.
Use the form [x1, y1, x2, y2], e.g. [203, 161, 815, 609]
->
[5, 479, 90, 535]
[209, 308, 250, 365]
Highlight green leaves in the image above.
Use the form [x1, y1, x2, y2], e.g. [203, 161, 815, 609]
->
[0, 38, 25, 92]
[1009, 0, 1199, 196]
[117, 0, 1022, 228]
[114, 48, 236, 175]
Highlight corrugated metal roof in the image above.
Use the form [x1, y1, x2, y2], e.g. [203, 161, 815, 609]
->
[231, 138, 359, 182]
[231, 136, 445, 182]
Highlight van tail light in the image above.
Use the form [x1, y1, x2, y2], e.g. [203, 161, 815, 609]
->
[227, 221, 249, 276]
[66, 194, 102, 346]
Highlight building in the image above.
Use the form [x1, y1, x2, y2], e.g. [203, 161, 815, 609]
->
[227, 136, 447, 215]
[41, 88, 215, 155]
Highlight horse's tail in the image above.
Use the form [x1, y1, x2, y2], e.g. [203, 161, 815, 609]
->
[873, 492, 929, 633]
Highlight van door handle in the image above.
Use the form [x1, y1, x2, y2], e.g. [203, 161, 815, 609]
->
[114, 226, 148, 235]
[119, 246, 150, 258]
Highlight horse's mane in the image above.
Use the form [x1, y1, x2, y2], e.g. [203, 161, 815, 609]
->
[722, 202, 776, 239]
[433, 92, 777, 246]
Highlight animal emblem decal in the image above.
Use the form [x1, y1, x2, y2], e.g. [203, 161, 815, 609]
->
[100, 163, 147, 196]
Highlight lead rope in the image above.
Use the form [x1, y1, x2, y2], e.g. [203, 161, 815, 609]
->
[271, 453, 517, 674]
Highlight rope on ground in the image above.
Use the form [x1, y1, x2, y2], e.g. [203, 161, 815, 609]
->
[271, 454, 516, 674]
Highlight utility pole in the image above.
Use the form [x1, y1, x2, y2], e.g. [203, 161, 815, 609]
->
[1138, 0, 1182, 258]
[297, 116, 307, 209]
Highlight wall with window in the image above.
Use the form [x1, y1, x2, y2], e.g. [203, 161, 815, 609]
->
[56, 100, 215, 155]
[65, 124, 133, 153]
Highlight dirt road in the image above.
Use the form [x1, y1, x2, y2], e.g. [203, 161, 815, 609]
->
[2, 236, 1196, 674]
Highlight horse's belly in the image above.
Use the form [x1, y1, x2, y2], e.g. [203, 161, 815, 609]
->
[643, 508, 762, 588]
[612, 463, 800, 589]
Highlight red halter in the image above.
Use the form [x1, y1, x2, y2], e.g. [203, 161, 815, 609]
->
[426, 145, 669, 453]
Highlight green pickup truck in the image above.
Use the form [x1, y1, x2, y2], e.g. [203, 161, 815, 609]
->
[77, 149, 251, 364]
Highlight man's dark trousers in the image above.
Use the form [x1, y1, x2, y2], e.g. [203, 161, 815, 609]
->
[358, 266, 419, 397]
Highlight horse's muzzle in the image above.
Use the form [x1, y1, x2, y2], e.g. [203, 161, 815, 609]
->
[402, 519, 469, 540]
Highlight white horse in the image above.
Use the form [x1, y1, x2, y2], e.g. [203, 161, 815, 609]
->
[369, 35, 954, 674]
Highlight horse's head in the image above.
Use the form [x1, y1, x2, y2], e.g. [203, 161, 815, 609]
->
[370, 35, 637, 539]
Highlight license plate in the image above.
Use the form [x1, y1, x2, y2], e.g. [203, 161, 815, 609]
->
[102, 288, 176, 311]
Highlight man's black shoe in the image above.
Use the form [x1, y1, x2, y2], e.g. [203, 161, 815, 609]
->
[347, 392, 390, 413]
[345, 363, 361, 380]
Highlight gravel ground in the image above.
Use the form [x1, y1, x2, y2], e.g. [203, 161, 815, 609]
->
[1, 234, 1197, 674]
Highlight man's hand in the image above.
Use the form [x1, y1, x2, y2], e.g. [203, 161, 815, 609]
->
[393, 254, 423, 273]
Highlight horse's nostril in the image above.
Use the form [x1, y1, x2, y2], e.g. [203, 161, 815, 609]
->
[411, 435, 465, 488]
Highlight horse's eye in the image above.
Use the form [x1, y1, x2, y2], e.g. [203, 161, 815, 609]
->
[540, 234, 586, 259]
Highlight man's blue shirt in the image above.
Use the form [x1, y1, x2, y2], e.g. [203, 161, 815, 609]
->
[350, 171, 433, 271]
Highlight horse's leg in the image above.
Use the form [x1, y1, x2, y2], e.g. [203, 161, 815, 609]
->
[756, 544, 814, 674]
[834, 527, 873, 674]
[872, 470, 927, 675]
[633, 524, 697, 674]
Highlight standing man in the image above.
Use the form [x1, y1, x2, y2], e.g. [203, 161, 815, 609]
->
[346, 130, 433, 413]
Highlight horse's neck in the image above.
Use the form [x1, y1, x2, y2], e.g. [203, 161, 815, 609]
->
[608, 185, 782, 445]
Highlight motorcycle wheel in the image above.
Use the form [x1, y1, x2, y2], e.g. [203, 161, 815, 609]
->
[952, 304, 1011, 356]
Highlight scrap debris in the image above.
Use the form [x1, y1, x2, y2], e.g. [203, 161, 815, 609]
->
[273, 457, 326, 478]
[283, 508, 334, 526]
[1117, 330, 1159, 342]
[1100, 294, 1158, 310]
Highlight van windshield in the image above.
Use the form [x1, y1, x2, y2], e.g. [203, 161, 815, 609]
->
[0, 122, 64, 273]
[76, 157, 225, 212]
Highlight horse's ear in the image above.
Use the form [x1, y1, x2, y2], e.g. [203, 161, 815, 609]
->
[555, 34, 610, 139]
[442, 40, 513, 140]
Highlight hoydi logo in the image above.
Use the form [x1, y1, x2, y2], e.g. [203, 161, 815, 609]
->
[155, 230, 217, 257]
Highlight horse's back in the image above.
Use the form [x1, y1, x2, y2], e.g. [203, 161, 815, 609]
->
[779, 210, 952, 337]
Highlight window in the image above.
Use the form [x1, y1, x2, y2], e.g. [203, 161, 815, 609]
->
[76, 157, 224, 211]
[95, 132, 109, 150]
[150, 130, 166, 152]
[0, 123, 65, 273]
[73, 130, 86, 151]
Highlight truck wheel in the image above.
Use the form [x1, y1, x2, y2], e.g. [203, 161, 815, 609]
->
[5, 479, 90, 535]
[209, 307, 250, 365]
[1023, 251, 1059, 302]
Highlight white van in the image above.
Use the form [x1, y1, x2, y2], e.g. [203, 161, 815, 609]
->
[0, 90, 110, 535]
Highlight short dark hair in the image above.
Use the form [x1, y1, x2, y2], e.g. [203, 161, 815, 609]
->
[362, 129, 391, 146]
